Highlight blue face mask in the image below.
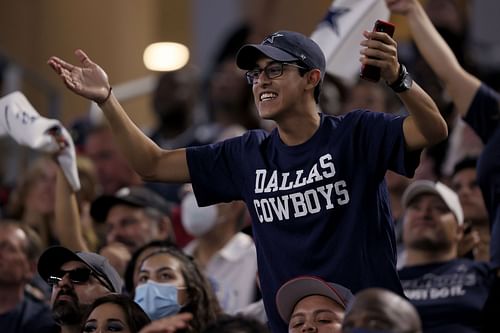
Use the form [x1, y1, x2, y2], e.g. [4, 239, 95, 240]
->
[134, 281, 184, 321]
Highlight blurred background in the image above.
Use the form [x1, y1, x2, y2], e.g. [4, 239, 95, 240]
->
[0, 0, 332, 127]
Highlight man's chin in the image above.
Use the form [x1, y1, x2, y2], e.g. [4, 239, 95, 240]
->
[55, 295, 77, 304]
[53, 299, 83, 325]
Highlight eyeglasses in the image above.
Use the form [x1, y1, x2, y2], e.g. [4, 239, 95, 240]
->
[48, 267, 113, 291]
[245, 62, 308, 85]
[48, 268, 93, 285]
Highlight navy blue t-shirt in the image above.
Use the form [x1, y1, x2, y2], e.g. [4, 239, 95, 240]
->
[0, 295, 59, 333]
[187, 110, 420, 333]
[464, 84, 500, 145]
[398, 259, 496, 333]
[465, 84, 500, 267]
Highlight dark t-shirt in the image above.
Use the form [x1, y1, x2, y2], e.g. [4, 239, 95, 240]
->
[0, 294, 59, 333]
[465, 84, 500, 266]
[187, 110, 420, 333]
[399, 259, 496, 333]
[464, 84, 500, 145]
[463, 84, 500, 333]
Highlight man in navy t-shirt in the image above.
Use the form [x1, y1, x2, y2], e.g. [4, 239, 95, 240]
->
[47, 28, 447, 332]
[387, 1, 500, 330]
[398, 180, 498, 332]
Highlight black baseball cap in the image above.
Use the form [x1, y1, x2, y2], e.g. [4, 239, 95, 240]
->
[90, 186, 172, 223]
[37, 246, 123, 293]
[236, 30, 326, 79]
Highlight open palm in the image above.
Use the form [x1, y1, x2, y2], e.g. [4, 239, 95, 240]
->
[48, 49, 110, 102]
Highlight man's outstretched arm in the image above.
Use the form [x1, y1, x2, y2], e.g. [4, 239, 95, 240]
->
[48, 49, 190, 183]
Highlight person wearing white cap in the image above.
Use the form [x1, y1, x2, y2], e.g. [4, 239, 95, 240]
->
[275, 276, 353, 333]
[398, 180, 499, 332]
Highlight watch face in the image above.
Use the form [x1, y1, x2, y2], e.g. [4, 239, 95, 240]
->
[393, 66, 412, 92]
[403, 74, 413, 90]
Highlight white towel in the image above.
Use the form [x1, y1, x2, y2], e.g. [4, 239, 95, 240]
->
[0, 91, 81, 191]
[311, 0, 390, 85]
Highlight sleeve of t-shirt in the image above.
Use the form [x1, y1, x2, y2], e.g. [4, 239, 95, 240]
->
[465, 83, 500, 144]
[352, 110, 421, 179]
[186, 135, 247, 206]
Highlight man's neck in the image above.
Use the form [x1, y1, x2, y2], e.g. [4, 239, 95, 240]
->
[404, 247, 457, 267]
[276, 108, 321, 146]
[0, 284, 24, 314]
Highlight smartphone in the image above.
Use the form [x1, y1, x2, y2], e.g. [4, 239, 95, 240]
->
[360, 19, 396, 82]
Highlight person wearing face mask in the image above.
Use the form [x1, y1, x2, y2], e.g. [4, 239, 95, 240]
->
[133, 247, 221, 333]
[181, 190, 259, 315]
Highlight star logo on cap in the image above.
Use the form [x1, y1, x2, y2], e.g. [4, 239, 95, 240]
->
[321, 7, 350, 36]
[264, 32, 284, 44]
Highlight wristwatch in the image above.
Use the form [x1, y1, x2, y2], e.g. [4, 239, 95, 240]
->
[388, 64, 413, 93]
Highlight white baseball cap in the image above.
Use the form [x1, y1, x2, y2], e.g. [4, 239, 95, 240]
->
[275, 276, 353, 323]
[402, 180, 464, 225]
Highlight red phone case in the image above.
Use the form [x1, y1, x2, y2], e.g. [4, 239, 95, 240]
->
[360, 20, 396, 82]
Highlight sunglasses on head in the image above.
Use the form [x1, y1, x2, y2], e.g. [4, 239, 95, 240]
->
[48, 267, 93, 285]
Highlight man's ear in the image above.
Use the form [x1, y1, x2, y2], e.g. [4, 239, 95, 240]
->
[306, 69, 322, 89]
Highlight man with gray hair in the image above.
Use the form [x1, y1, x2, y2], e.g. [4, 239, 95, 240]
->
[0, 221, 58, 333]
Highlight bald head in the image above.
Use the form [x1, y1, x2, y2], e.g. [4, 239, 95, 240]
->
[342, 288, 422, 333]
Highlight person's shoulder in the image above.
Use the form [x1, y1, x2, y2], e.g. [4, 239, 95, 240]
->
[398, 261, 450, 276]
[242, 128, 271, 140]
[319, 109, 361, 126]
[454, 257, 498, 274]
[23, 293, 51, 313]
[221, 232, 256, 256]
[324, 109, 401, 131]
[231, 128, 272, 147]
[21, 296, 59, 332]
[478, 82, 500, 101]
[330, 109, 393, 122]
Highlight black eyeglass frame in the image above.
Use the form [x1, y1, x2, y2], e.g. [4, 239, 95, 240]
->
[47, 267, 113, 291]
[245, 61, 308, 85]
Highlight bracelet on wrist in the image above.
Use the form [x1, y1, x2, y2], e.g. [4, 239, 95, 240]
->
[95, 86, 112, 106]
[387, 64, 412, 93]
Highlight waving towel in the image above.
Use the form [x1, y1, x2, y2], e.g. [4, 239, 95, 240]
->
[0, 91, 80, 191]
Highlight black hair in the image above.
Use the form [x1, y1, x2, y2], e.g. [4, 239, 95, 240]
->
[453, 156, 478, 177]
[297, 65, 322, 104]
[202, 314, 270, 333]
[123, 239, 178, 294]
[81, 294, 151, 333]
[139, 247, 221, 333]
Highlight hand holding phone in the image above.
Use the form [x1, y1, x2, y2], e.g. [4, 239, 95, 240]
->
[360, 19, 396, 82]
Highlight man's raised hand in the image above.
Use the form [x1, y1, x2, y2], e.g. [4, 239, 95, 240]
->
[48, 49, 111, 103]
